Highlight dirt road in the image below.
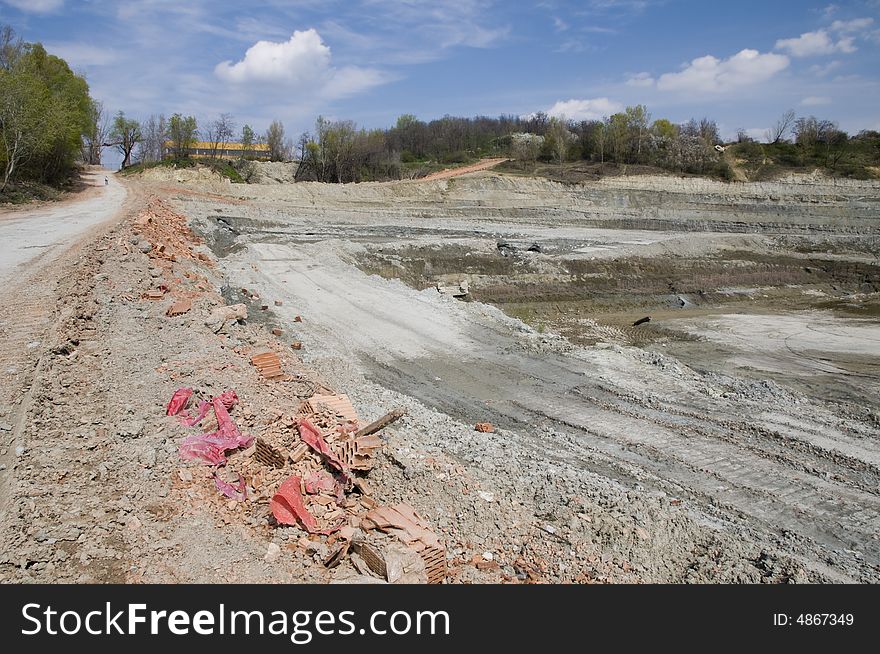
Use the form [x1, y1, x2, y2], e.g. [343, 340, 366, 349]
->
[0, 171, 126, 282]
[0, 170, 126, 538]
[420, 158, 508, 182]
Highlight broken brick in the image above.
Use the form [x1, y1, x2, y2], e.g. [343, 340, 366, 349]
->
[250, 351, 285, 380]
[165, 298, 192, 317]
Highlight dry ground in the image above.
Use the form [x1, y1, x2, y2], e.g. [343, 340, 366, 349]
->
[1, 168, 877, 584]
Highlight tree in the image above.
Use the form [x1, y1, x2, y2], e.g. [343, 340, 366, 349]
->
[509, 132, 543, 168]
[109, 112, 141, 169]
[206, 112, 235, 159]
[626, 105, 650, 162]
[608, 112, 631, 163]
[266, 120, 288, 162]
[139, 114, 167, 163]
[0, 69, 41, 191]
[1, 27, 94, 190]
[168, 113, 197, 159]
[240, 124, 255, 157]
[81, 99, 108, 165]
[766, 109, 795, 144]
[545, 117, 575, 164]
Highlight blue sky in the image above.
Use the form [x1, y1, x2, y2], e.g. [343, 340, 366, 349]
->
[2, 0, 879, 146]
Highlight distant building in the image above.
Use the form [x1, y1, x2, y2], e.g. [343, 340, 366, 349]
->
[163, 141, 271, 160]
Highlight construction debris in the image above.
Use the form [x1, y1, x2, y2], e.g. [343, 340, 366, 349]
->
[291, 341, 303, 350]
[167, 375, 445, 581]
[250, 350, 285, 380]
[356, 408, 406, 438]
[176, 390, 253, 466]
[165, 298, 192, 317]
[166, 387, 193, 416]
[254, 437, 287, 469]
[142, 289, 166, 301]
[205, 303, 248, 333]
[214, 472, 247, 501]
[475, 422, 494, 433]
[632, 316, 651, 327]
[361, 504, 447, 584]
[436, 280, 469, 297]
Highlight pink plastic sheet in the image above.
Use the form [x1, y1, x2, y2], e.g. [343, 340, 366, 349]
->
[173, 388, 253, 466]
[271, 476, 342, 535]
[214, 472, 247, 501]
[166, 388, 193, 416]
[298, 419, 348, 475]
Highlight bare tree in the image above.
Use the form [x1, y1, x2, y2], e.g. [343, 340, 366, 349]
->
[139, 114, 167, 163]
[0, 24, 22, 71]
[81, 100, 109, 165]
[205, 114, 236, 159]
[216, 113, 235, 158]
[766, 109, 795, 144]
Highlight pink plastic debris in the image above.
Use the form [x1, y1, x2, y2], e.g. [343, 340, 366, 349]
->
[174, 388, 253, 466]
[179, 429, 253, 466]
[271, 476, 342, 535]
[298, 419, 348, 475]
[216, 389, 239, 410]
[214, 472, 247, 501]
[180, 399, 211, 427]
[213, 394, 242, 440]
[304, 470, 338, 495]
[166, 388, 193, 416]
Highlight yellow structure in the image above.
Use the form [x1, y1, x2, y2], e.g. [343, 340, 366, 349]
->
[163, 141, 271, 160]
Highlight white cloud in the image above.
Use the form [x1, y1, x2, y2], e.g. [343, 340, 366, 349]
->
[216, 30, 331, 85]
[215, 29, 388, 100]
[546, 97, 623, 121]
[626, 72, 655, 87]
[2, 0, 63, 12]
[553, 17, 569, 32]
[822, 4, 839, 18]
[810, 60, 842, 76]
[44, 42, 117, 67]
[776, 30, 843, 57]
[801, 96, 832, 106]
[830, 18, 874, 33]
[656, 49, 790, 94]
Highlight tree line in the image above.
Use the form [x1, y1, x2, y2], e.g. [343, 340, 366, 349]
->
[292, 108, 729, 182]
[3, 20, 876, 194]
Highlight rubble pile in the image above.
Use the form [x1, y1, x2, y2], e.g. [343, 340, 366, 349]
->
[167, 380, 443, 583]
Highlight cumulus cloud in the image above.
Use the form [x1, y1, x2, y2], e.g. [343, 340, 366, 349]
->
[656, 49, 790, 93]
[2, 0, 63, 12]
[215, 29, 387, 99]
[801, 96, 832, 106]
[545, 97, 623, 121]
[216, 30, 332, 85]
[626, 72, 655, 87]
[775, 30, 856, 57]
